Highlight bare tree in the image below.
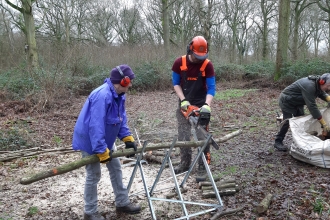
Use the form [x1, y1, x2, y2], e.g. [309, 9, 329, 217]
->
[290, 0, 315, 60]
[254, 0, 277, 60]
[316, 0, 330, 56]
[222, 0, 255, 63]
[2, 0, 39, 69]
[114, 5, 144, 46]
[275, 0, 291, 80]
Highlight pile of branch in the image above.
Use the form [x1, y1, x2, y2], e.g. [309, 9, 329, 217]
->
[199, 177, 239, 198]
[0, 147, 75, 162]
[143, 148, 180, 164]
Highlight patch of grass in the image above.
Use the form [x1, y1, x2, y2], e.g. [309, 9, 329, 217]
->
[313, 198, 324, 214]
[27, 206, 39, 216]
[220, 166, 238, 176]
[0, 216, 14, 220]
[53, 135, 63, 146]
[215, 89, 258, 101]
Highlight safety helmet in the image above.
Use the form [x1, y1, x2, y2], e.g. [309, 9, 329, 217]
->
[188, 36, 208, 60]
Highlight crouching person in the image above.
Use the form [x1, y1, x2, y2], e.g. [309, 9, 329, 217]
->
[72, 65, 141, 220]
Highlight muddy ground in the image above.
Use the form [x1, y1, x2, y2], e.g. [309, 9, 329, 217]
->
[1, 79, 330, 220]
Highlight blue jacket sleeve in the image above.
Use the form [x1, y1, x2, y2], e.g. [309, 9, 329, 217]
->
[89, 94, 108, 154]
[172, 71, 181, 86]
[206, 76, 216, 96]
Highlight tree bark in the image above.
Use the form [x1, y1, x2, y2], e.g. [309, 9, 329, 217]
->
[274, 0, 290, 80]
[256, 193, 273, 214]
[19, 129, 242, 185]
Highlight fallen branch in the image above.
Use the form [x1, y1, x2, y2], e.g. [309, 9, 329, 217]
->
[19, 129, 242, 185]
[0, 147, 75, 162]
[210, 207, 244, 220]
[256, 193, 273, 214]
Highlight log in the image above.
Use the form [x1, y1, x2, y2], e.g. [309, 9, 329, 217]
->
[202, 188, 237, 198]
[19, 129, 242, 185]
[165, 188, 188, 199]
[201, 183, 237, 191]
[210, 207, 244, 220]
[198, 178, 235, 189]
[256, 193, 273, 214]
[144, 154, 165, 164]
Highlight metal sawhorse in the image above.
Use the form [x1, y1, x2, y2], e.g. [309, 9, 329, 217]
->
[127, 134, 224, 220]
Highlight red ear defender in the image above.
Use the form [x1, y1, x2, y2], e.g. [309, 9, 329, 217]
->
[116, 66, 131, 87]
[319, 78, 325, 85]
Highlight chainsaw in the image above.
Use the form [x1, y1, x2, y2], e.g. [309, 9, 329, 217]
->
[181, 105, 219, 150]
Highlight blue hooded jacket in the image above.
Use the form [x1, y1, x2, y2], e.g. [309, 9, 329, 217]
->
[72, 78, 131, 155]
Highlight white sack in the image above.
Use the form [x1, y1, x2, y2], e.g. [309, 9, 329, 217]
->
[290, 108, 330, 168]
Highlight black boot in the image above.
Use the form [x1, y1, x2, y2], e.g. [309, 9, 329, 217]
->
[274, 141, 288, 152]
[174, 162, 190, 174]
[83, 212, 105, 220]
[116, 203, 141, 214]
[196, 164, 207, 183]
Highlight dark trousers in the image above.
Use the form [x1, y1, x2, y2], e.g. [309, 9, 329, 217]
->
[176, 108, 210, 166]
[275, 107, 304, 143]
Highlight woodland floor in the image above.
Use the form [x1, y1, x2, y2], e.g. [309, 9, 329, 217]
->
[1, 79, 330, 220]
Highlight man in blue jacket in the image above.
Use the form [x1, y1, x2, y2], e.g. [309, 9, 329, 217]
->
[72, 64, 141, 220]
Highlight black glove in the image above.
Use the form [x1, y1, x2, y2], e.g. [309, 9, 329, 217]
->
[125, 141, 137, 158]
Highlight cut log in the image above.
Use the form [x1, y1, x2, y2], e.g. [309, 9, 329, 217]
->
[19, 129, 242, 185]
[198, 178, 235, 188]
[202, 188, 237, 198]
[201, 183, 237, 191]
[256, 193, 273, 214]
[210, 207, 244, 220]
[165, 188, 188, 199]
[144, 154, 165, 164]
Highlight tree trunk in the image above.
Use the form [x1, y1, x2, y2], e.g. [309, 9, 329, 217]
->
[162, 0, 169, 57]
[19, 129, 242, 185]
[21, 0, 39, 70]
[274, 0, 290, 80]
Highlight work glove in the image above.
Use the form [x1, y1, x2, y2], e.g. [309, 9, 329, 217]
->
[326, 96, 330, 107]
[122, 135, 137, 158]
[97, 148, 112, 163]
[180, 99, 190, 111]
[319, 118, 330, 134]
[200, 103, 211, 114]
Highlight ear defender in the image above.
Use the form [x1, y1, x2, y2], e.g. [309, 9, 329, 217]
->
[116, 66, 131, 87]
[186, 41, 193, 54]
[319, 78, 326, 85]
